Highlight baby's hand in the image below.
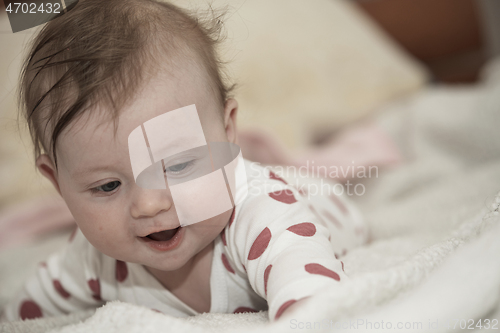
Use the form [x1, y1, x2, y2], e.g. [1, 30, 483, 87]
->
[277, 297, 311, 321]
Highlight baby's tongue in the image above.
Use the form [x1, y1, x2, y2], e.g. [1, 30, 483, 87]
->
[148, 228, 178, 241]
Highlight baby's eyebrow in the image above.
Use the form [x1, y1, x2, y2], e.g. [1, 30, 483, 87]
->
[72, 165, 116, 178]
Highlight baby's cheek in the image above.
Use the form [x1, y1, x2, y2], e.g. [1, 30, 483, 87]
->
[77, 218, 110, 243]
[71, 205, 124, 248]
[79, 219, 132, 260]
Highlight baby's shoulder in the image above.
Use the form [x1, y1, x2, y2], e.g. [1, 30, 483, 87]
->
[229, 160, 318, 231]
[229, 159, 360, 234]
[220, 160, 336, 270]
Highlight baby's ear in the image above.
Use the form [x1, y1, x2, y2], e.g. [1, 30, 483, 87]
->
[223, 98, 238, 144]
[36, 154, 62, 196]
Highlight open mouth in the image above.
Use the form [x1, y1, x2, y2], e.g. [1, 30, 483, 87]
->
[139, 226, 183, 252]
[145, 227, 180, 242]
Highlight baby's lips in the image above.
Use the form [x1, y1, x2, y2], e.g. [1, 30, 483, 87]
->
[138, 225, 181, 238]
[146, 228, 180, 242]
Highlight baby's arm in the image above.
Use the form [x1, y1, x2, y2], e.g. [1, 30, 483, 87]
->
[277, 297, 310, 318]
[226, 186, 348, 321]
[0, 229, 104, 321]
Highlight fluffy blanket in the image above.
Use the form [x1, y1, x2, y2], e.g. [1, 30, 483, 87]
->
[2, 60, 500, 332]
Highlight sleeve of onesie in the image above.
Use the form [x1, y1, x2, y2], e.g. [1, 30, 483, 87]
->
[0, 228, 105, 322]
[223, 178, 348, 321]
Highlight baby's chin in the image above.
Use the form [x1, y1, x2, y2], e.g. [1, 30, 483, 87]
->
[139, 249, 203, 273]
[118, 239, 200, 270]
[142, 261, 187, 273]
[103, 248, 189, 272]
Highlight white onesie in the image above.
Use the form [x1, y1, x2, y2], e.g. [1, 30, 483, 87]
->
[1, 159, 367, 322]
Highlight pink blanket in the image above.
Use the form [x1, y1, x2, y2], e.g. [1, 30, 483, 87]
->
[238, 122, 401, 180]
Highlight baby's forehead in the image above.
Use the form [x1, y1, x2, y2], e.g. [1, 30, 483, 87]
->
[65, 63, 213, 130]
[56, 109, 122, 158]
[57, 86, 219, 173]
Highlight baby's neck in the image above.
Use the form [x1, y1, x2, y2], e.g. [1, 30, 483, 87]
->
[145, 240, 214, 293]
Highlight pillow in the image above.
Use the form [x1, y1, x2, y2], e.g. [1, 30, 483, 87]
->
[173, 0, 429, 149]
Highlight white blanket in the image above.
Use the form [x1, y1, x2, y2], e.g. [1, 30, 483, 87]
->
[2, 59, 500, 332]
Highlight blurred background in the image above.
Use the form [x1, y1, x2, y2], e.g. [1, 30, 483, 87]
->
[356, 0, 500, 83]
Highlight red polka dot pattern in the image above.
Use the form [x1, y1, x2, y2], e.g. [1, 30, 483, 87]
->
[322, 210, 343, 229]
[268, 190, 297, 204]
[40, 262, 47, 268]
[220, 229, 227, 246]
[19, 300, 43, 320]
[88, 279, 101, 301]
[334, 253, 339, 259]
[233, 307, 258, 314]
[221, 253, 235, 274]
[228, 208, 236, 227]
[264, 264, 272, 295]
[341, 261, 345, 272]
[287, 223, 316, 237]
[53, 280, 70, 299]
[248, 227, 272, 260]
[69, 227, 78, 242]
[115, 260, 128, 283]
[269, 171, 287, 184]
[305, 263, 340, 281]
[329, 194, 349, 215]
[242, 264, 246, 272]
[275, 299, 296, 320]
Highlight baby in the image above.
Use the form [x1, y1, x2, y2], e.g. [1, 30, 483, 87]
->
[0, 0, 368, 322]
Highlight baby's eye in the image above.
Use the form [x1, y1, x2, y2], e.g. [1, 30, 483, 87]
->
[164, 161, 193, 174]
[93, 181, 121, 193]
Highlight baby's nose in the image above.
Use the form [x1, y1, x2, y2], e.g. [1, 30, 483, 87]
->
[130, 187, 173, 219]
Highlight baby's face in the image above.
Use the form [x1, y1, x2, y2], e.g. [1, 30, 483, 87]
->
[52, 66, 236, 272]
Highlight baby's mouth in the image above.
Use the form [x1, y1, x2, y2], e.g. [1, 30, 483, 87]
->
[145, 227, 180, 241]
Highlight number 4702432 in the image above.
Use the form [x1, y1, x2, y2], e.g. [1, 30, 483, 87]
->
[5, 2, 62, 14]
